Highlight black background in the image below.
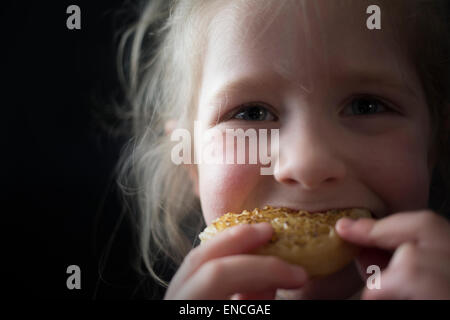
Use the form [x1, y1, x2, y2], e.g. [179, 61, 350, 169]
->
[3, 1, 155, 299]
[3, 1, 449, 301]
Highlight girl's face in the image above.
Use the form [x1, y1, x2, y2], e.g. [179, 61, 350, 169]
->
[193, 0, 433, 225]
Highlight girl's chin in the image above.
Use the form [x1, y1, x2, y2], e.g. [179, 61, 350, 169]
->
[276, 261, 364, 300]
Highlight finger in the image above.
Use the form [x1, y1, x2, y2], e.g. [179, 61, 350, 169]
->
[231, 290, 277, 300]
[167, 223, 273, 296]
[388, 242, 450, 280]
[361, 242, 414, 300]
[362, 243, 450, 299]
[363, 272, 450, 300]
[336, 211, 450, 252]
[175, 255, 308, 300]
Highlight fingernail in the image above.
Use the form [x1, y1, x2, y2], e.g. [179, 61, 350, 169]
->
[337, 218, 354, 231]
[290, 265, 308, 282]
[253, 222, 272, 233]
[247, 222, 270, 239]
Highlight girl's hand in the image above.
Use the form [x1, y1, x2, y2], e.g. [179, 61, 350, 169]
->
[336, 210, 450, 299]
[164, 222, 308, 300]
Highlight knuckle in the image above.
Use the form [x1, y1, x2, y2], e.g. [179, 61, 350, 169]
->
[184, 246, 201, 264]
[228, 223, 252, 239]
[263, 256, 286, 273]
[202, 260, 225, 283]
[403, 260, 420, 281]
[398, 247, 420, 280]
[417, 210, 440, 229]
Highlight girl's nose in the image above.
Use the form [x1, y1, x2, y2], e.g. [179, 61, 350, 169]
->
[273, 122, 347, 191]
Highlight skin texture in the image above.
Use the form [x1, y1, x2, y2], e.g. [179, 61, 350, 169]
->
[164, 0, 450, 299]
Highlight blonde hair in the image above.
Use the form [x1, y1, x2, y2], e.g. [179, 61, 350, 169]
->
[115, 0, 211, 289]
[113, 0, 450, 293]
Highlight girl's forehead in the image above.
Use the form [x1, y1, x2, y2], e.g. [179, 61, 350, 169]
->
[200, 0, 422, 106]
[208, 0, 379, 37]
[206, 0, 405, 55]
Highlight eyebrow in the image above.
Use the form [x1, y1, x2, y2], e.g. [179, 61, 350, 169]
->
[338, 70, 420, 99]
[205, 73, 286, 107]
[206, 68, 421, 107]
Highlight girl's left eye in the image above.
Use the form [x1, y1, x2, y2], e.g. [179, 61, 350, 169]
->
[342, 96, 391, 116]
[231, 103, 277, 121]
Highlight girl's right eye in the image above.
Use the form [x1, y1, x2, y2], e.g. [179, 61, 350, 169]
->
[231, 103, 277, 121]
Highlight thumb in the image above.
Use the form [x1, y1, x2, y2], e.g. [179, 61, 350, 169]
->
[354, 247, 392, 281]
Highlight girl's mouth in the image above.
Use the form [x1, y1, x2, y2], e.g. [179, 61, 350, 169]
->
[266, 204, 377, 219]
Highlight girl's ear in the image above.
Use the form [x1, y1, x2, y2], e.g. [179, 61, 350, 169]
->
[165, 119, 200, 198]
[164, 119, 177, 136]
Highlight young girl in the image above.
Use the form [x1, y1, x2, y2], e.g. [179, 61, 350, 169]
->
[116, 0, 450, 299]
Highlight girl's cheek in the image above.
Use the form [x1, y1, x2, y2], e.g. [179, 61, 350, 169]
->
[359, 130, 431, 214]
[375, 159, 429, 214]
[197, 129, 264, 224]
[198, 163, 261, 224]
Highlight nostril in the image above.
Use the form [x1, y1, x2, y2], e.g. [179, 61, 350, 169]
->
[283, 178, 297, 185]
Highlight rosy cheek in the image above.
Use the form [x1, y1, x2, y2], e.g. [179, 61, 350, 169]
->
[199, 163, 261, 224]
[196, 127, 270, 223]
[198, 131, 264, 221]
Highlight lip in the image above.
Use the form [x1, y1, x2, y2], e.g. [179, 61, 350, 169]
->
[269, 204, 373, 215]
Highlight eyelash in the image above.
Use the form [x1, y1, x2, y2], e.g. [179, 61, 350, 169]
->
[228, 102, 278, 122]
[226, 95, 396, 122]
[341, 95, 395, 117]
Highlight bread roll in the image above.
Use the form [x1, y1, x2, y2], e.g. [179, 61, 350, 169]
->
[199, 206, 371, 277]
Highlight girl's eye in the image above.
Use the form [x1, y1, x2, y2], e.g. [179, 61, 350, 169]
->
[231, 103, 277, 121]
[343, 96, 390, 116]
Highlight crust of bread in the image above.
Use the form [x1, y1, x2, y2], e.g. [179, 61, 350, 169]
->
[199, 206, 371, 277]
